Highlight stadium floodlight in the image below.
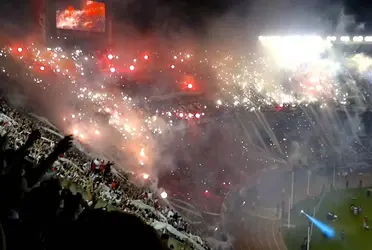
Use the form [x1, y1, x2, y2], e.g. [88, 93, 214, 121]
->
[353, 36, 363, 42]
[283, 36, 300, 41]
[305, 35, 322, 41]
[365, 36, 372, 42]
[270, 36, 281, 41]
[340, 36, 350, 42]
[326, 36, 337, 41]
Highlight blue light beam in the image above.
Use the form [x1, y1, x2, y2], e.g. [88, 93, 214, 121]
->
[301, 211, 335, 238]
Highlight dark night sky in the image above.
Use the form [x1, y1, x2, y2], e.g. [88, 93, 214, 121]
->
[0, 0, 371, 38]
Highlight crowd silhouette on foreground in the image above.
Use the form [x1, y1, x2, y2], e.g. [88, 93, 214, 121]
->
[0, 98, 209, 250]
[0, 130, 169, 250]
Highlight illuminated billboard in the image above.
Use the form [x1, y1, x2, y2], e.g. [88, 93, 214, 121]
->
[56, 0, 106, 33]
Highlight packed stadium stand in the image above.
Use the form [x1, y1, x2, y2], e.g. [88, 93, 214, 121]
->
[0, 97, 211, 250]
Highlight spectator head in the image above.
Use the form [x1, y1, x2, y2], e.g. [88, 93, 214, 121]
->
[19, 179, 61, 224]
[54, 209, 167, 250]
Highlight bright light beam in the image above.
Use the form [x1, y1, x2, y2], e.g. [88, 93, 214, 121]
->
[301, 210, 335, 238]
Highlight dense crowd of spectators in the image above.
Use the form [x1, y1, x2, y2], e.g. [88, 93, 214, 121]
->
[0, 98, 210, 250]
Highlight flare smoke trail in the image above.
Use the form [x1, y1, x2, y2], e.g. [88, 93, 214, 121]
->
[302, 211, 336, 238]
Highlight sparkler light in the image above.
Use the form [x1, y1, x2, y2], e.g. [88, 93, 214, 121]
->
[161, 191, 167, 199]
[143, 173, 149, 179]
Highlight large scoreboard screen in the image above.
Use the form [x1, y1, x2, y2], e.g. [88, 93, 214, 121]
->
[56, 0, 106, 33]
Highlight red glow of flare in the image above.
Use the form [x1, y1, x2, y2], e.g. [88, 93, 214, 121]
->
[181, 75, 197, 91]
[144, 55, 149, 60]
[275, 104, 284, 111]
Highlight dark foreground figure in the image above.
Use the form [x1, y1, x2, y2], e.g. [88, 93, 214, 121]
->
[0, 131, 166, 250]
